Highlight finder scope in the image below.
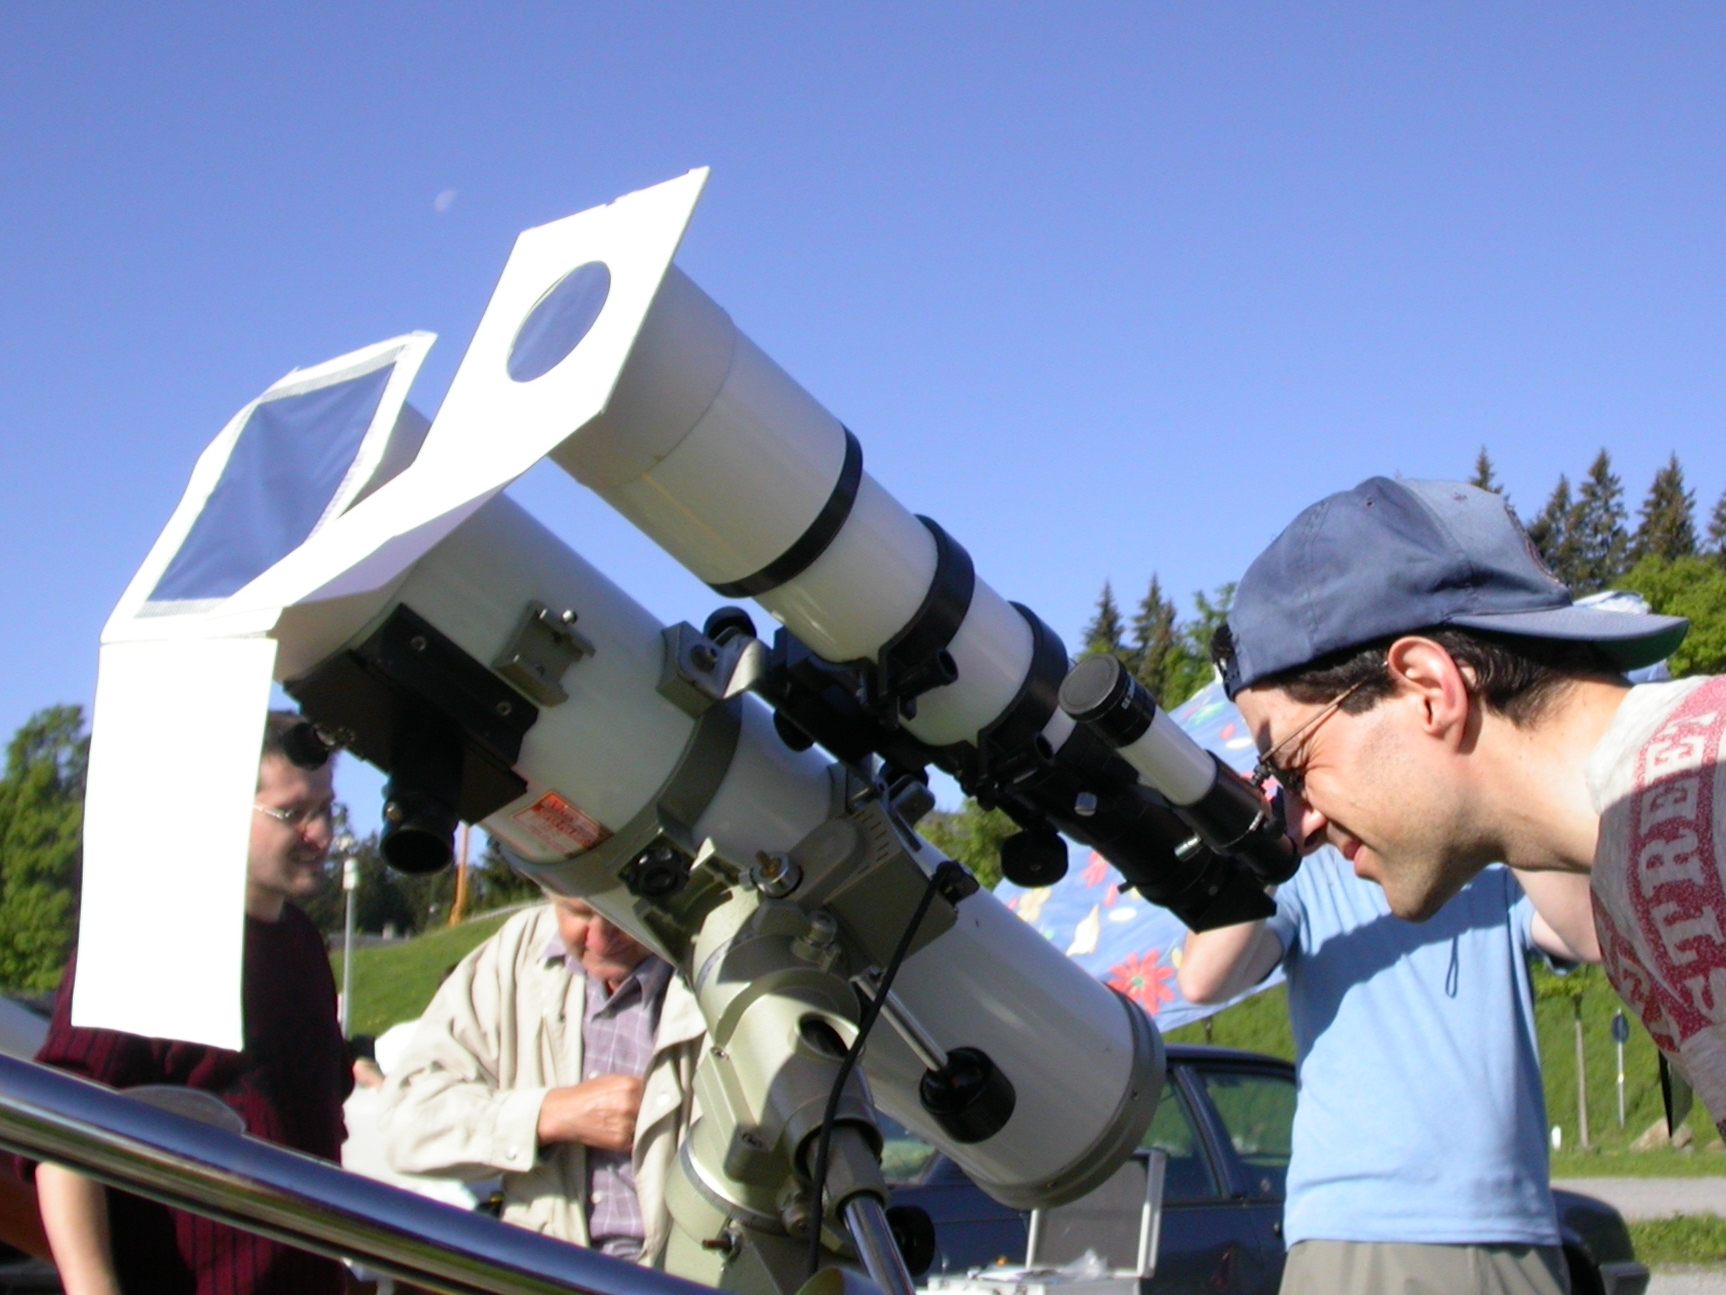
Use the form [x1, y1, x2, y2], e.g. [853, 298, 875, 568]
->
[1059, 654, 1299, 891]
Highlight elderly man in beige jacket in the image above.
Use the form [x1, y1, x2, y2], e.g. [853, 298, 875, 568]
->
[377, 895, 704, 1263]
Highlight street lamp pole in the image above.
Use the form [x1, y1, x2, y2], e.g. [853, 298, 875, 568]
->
[1612, 1010, 1629, 1129]
[338, 834, 358, 1037]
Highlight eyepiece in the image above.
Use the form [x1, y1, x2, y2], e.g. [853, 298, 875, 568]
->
[999, 828, 1068, 887]
[378, 712, 464, 875]
[1058, 655, 1153, 746]
[380, 785, 457, 874]
[281, 722, 334, 770]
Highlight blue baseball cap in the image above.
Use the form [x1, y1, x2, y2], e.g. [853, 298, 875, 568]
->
[1220, 477, 1690, 698]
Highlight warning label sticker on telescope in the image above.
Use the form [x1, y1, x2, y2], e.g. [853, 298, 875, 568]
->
[513, 791, 612, 855]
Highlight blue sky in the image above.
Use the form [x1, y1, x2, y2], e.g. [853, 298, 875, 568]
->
[3, 5, 1724, 824]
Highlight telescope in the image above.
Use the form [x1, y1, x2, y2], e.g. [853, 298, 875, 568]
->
[396, 172, 1290, 933]
[75, 174, 1172, 1295]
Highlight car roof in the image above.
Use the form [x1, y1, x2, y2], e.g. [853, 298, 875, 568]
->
[1163, 1042, 1294, 1072]
[0, 994, 49, 1061]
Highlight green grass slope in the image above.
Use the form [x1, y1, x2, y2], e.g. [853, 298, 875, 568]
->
[332, 909, 515, 1038]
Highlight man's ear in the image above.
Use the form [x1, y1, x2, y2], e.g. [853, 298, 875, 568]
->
[1385, 636, 1472, 744]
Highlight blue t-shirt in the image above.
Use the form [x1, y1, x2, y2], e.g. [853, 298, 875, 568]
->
[1265, 854, 1559, 1247]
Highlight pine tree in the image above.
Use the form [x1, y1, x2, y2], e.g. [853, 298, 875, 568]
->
[1569, 451, 1629, 593]
[470, 835, 544, 913]
[1525, 476, 1583, 588]
[1469, 447, 1506, 505]
[0, 706, 88, 989]
[1080, 581, 1128, 662]
[1160, 583, 1235, 707]
[1709, 486, 1726, 564]
[1631, 453, 1698, 563]
[1130, 574, 1179, 700]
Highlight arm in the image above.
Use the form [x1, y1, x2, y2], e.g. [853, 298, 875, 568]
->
[379, 911, 643, 1177]
[1178, 919, 1287, 1005]
[35, 1164, 121, 1295]
[377, 931, 556, 1181]
[383, 1054, 642, 1178]
[1515, 867, 1602, 964]
[30, 955, 147, 1293]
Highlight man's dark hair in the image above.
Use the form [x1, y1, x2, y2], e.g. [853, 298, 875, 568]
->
[1210, 623, 1617, 727]
[261, 710, 338, 774]
[261, 710, 309, 761]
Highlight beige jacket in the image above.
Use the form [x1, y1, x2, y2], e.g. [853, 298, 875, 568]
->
[377, 905, 704, 1263]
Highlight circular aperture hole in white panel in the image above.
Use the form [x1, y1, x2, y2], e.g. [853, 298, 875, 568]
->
[507, 263, 613, 383]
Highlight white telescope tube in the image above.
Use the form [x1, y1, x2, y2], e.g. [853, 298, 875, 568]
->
[362, 495, 834, 865]
[862, 834, 1162, 1206]
[551, 266, 1058, 754]
[282, 491, 1155, 1205]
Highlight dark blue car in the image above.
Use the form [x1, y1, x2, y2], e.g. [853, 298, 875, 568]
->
[885, 1044, 1648, 1295]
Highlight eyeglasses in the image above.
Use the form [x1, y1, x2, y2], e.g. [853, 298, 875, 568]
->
[254, 801, 337, 829]
[1250, 677, 1372, 796]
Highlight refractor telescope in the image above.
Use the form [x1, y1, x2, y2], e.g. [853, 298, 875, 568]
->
[73, 171, 1300, 1295]
[416, 171, 1291, 933]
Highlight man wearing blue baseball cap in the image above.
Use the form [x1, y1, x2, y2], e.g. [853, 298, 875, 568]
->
[1216, 476, 1724, 1145]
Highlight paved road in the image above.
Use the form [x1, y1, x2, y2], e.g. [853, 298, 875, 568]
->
[1552, 1176, 1726, 1221]
[1552, 1179, 1726, 1293]
[1646, 1268, 1726, 1293]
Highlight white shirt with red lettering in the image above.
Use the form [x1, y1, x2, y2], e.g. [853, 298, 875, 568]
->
[1587, 674, 1726, 1138]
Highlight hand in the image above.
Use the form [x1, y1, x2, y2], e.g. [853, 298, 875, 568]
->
[536, 1074, 644, 1153]
[352, 1058, 385, 1089]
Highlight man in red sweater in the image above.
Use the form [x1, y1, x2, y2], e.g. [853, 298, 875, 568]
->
[33, 712, 352, 1294]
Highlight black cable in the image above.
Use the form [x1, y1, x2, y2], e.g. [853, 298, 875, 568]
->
[804, 860, 957, 1279]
